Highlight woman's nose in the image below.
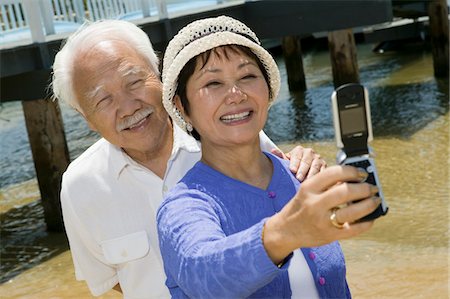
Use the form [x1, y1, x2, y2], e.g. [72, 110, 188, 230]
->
[225, 84, 247, 104]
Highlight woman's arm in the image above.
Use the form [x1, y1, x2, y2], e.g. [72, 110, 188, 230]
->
[157, 191, 285, 299]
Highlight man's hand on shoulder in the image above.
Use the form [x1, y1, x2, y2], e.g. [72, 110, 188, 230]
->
[271, 146, 327, 182]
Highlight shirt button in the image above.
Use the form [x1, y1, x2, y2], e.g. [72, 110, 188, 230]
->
[319, 277, 326, 285]
[121, 250, 128, 258]
[268, 191, 276, 198]
[163, 185, 168, 192]
[309, 252, 316, 260]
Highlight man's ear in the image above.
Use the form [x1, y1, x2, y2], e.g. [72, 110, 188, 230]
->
[174, 95, 190, 124]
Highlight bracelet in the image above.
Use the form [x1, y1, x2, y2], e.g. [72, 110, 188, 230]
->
[277, 252, 293, 268]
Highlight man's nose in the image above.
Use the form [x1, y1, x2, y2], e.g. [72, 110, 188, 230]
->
[118, 91, 142, 118]
[225, 84, 247, 104]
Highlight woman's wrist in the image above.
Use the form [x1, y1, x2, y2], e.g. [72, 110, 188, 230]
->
[262, 216, 294, 266]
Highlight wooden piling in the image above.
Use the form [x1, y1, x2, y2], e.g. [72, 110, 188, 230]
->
[281, 36, 307, 91]
[22, 99, 70, 232]
[428, 0, 449, 78]
[328, 29, 360, 88]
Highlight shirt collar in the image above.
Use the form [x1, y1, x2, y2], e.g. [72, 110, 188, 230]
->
[105, 139, 133, 179]
[171, 122, 201, 157]
[106, 123, 201, 179]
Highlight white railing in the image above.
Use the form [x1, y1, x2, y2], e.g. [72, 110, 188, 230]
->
[0, 0, 26, 30]
[0, 0, 241, 46]
[0, 0, 156, 43]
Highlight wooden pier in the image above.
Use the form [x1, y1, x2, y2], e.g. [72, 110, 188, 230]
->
[0, 0, 448, 231]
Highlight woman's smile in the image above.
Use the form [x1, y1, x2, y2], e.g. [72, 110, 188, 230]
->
[220, 109, 253, 125]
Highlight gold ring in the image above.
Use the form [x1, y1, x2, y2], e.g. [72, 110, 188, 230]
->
[330, 207, 345, 229]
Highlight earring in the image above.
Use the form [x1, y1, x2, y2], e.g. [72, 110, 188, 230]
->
[186, 122, 193, 132]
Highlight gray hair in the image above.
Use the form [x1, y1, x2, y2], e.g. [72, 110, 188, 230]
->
[51, 19, 160, 111]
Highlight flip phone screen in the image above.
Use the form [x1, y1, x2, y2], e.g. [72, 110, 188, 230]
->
[340, 107, 366, 136]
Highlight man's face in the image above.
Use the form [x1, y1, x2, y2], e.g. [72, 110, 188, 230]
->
[72, 40, 171, 157]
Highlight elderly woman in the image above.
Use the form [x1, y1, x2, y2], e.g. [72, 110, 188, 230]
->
[157, 16, 380, 299]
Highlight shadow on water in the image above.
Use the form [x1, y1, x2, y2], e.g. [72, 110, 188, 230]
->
[0, 200, 69, 283]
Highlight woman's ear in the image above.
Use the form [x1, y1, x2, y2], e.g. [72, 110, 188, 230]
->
[174, 95, 191, 124]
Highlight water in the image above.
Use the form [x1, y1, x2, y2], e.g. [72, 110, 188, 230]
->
[0, 41, 449, 298]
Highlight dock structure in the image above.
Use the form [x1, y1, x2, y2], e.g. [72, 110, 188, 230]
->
[0, 0, 446, 231]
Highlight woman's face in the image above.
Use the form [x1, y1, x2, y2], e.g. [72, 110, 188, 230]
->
[180, 47, 270, 148]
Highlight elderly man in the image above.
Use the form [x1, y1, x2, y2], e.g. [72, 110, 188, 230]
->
[52, 20, 326, 298]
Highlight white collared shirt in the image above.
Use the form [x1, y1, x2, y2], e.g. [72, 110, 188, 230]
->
[61, 125, 277, 299]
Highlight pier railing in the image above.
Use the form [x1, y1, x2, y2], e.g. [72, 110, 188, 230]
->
[0, 0, 232, 45]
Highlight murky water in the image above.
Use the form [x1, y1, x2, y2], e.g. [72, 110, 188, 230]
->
[0, 41, 448, 298]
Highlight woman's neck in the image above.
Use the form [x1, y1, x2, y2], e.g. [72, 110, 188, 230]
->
[200, 141, 273, 190]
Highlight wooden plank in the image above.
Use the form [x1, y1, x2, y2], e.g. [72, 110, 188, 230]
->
[1, 69, 52, 102]
[328, 29, 360, 88]
[22, 99, 70, 232]
[281, 35, 306, 92]
[428, 0, 449, 77]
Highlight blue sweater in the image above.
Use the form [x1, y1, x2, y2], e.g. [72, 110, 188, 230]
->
[157, 153, 351, 298]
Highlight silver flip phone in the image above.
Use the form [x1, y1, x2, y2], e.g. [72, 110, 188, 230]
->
[331, 83, 388, 221]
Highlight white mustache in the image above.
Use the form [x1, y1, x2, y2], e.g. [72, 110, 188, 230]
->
[117, 107, 154, 131]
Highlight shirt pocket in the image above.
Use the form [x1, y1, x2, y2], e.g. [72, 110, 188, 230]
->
[101, 231, 150, 264]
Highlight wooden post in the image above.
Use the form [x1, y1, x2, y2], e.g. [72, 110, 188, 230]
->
[328, 29, 360, 88]
[22, 99, 70, 232]
[428, 0, 449, 78]
[281, 36, 307, 91]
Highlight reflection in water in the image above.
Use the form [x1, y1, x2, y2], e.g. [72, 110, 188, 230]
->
[0, 201, 68, 284]
[0, 41, 448, 297]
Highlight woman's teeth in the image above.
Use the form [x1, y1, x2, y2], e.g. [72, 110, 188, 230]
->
[220, 111, 250, 123]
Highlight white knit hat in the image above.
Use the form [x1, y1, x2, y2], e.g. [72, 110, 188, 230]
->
[162, 15, 281, 132]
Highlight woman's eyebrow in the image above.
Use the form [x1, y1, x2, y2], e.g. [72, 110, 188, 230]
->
[194, 60, 257, 80]
[238, 60, 257, 69]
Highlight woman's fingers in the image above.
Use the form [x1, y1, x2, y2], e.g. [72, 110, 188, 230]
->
[334, 220, 375, 240]
[332, 197, 381, 225]
[271, 165, 381, 250]
[321, 180, 378, 210]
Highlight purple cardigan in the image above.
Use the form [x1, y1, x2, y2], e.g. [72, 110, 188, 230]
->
[157, 153, 351, 298]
